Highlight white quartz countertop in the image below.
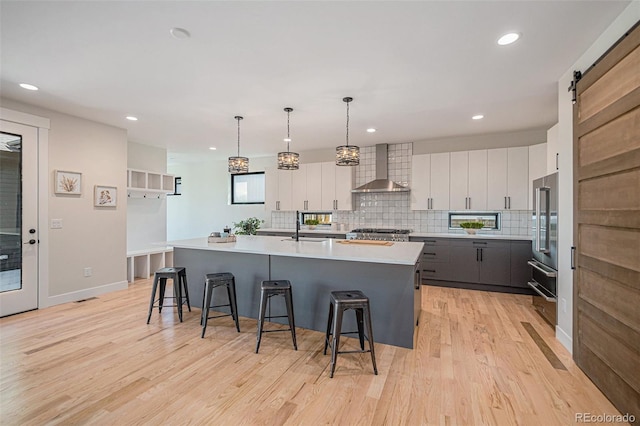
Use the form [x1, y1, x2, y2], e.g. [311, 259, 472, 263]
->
[169, 235, 423, 265]
[410, 232, 532, 241]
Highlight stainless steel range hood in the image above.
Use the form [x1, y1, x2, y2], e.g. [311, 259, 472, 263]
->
[351, 144, 410, 193]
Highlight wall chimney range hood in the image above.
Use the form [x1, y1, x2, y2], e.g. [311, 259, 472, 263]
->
[351, 144, 410, 193]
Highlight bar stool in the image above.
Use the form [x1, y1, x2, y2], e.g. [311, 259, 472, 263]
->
[323, 290, 378, 378]
[255, 280, 297, 353]
[146, 267, 191, 323]
[201, 272, 240, 338]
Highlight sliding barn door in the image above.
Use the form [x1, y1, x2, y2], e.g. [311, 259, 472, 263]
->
[573, 22, 640, 420]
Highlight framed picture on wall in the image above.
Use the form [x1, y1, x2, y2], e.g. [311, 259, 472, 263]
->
[94, 185, 117, 207]
[54, 170, 82, 195]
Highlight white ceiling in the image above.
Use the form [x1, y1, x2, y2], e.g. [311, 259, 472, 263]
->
[0, 1, 631, 163]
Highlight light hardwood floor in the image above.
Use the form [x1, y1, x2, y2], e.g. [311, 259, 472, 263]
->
[0, 279, 621, 425]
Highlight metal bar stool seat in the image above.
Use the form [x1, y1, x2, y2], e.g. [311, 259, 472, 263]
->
[146, 267, 191, 323]
[255, 280, 297, 353]
[201, 272, 240, 338]
[323, 290, 378, 378]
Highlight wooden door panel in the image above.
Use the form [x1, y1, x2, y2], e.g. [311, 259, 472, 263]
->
[579, 268, 640, 334]
[579, 225, 640, 272]
[579, 105, 640, 167]
[574, 22, 640, 420]
[579, 43, 640, 121]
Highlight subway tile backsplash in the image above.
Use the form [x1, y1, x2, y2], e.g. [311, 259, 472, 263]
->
[270, 142, 532, 236]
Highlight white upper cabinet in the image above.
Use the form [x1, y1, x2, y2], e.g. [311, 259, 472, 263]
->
[411, 152, 450, 210]
[265, 167, 293, 211]
[321, 162, 354, 211]
[487, 146, 529, 210]
[528, 143, 547, 210]
[292, 163, 322, 211]
[450, 150, 487, 210]
[547, 123, 559, 174]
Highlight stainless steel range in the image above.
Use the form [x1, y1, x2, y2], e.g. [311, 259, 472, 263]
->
[348, 228, 411, 242]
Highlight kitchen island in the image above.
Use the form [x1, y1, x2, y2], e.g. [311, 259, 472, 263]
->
[171, 235, 424, 348]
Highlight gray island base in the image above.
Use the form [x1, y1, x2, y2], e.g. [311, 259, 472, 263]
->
[171, 236, 423, 349]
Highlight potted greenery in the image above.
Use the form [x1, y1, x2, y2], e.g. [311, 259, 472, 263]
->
[304, 219, 319, 230]
[459, 221, 484, 235]
[233, 217, 264, 235]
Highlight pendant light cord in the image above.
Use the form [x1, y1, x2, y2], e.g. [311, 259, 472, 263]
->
[236, 116, 241, 157]
[286, 109, 291, 152]
[345, 99, 350, 147]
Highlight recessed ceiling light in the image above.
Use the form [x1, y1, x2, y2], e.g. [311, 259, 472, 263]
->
[126, 116, 138, 121]
[209, 147, 217, 150]
[283, 138, 292, 142]
[366, 128, 376, 133]
[170, 27, 191, 40]
[19, 83, 38, 91]
[472, 114, 484, 120]
[497, 32, 520, 46]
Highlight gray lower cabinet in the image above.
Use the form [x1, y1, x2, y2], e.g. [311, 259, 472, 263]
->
[410, 236, 531, 292]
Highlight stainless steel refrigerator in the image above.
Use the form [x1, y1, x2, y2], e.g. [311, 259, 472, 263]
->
[528, 172, 558, 327]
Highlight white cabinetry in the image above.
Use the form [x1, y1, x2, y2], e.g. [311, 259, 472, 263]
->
[321, 162, 354, 211]
[528, 143, 547, 210]
[487, 147, 529, 210]
[410, 152, 450, 210]
[292, 163, 322, 211]
[547, 123, 559, 173]
[265, 167, 293, 211]
[127, 168, 174, 197]
[450, 150, 487, 210]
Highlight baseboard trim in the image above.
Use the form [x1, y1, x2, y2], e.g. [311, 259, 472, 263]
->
[556, 325, 573, 354]
[43, 280, 128, 308]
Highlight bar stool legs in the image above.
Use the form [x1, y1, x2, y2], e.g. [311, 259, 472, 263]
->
[256, 280, 297, 353]
[324, 290, 378, 378]
[146, 267, 191, 323]
[201, 272, 240, 338]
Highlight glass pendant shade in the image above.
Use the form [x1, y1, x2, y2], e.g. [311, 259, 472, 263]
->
[228, 115, 249, 174]
[277, 107, 300, 170]
[335, 145, 360, 166]
[335, 97, 360, 166]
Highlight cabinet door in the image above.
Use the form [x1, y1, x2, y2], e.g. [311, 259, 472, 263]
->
[478, 242, 511, 286]
[430, 152, 450, 210]
[305, 163, 322, 210]
[449, 151, 468, 210]
[487, 148, 508, 210]
[321, 162, 336, 210]
[546, 123, 559, 174]
[448, 242, 479, 283]
[291, 166, 307, 210]
[468, 149, 487, 210]
[528, 143, 547, 211]
[334, 165, 353, 210]
[277, 169, 293, 211]
[411, 154, 431, 210]
[510, 240, 532, 288]
[264, 166, 279, 211]
[507, 147, 529, 210]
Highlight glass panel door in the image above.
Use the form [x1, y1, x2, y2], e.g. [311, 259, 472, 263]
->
[0, 121, 38, 316]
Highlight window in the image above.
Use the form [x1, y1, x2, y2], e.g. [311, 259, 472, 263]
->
[231, 172, 265, 204]
[170, 177, 182, 195]
[449, 212, 500, 230]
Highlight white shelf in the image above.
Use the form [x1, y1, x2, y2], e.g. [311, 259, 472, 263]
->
[127, 169, 174, 197]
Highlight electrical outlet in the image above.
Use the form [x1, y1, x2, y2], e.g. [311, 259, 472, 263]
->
[561, 298, 567, 313]
[84, 267, 92, 277]
[51, 219, 63, 229]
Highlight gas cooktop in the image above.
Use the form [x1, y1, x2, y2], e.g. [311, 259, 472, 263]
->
[351, 228, 411, 234]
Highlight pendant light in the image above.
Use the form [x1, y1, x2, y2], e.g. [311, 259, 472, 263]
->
[228, 115, 249, 174]
[335, 97, 359, 166]
[277, 107, 300, 170]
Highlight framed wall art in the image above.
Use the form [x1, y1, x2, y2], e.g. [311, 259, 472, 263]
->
[54, 170, 82, 195]
[94, 185, 117, 207]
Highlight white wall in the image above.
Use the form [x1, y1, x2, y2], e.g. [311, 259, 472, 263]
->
[554, 1, 640, 353]
[1, 98, 128, 304]
[167, 157, 272, 240]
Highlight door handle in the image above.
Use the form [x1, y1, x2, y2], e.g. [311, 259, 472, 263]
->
[571, 246, 576, 270]
[24, 239, 36, 245]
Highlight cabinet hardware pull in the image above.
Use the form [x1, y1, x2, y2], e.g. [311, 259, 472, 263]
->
[571, 246, 576, 270]
[424, 252, 436, 256]
[527, 281, 556, 302]
[556, 153, 559, 170]
[508, 196, 511, 209]
[476, 248, 479, 262]
[424, 269, 436, 273]
[480, 248, 483, 261]
[504, 196, 507, 209]
[527, 260, 557, 277]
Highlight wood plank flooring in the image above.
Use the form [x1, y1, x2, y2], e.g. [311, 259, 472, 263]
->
[0, 280, 621, 425]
